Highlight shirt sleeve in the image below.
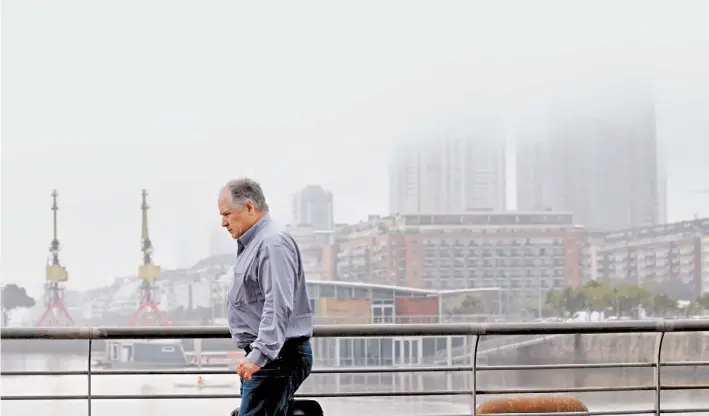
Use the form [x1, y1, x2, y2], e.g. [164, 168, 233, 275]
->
[245, 243, 296, 367]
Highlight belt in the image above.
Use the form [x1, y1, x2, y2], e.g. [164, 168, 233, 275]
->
[244, 336, 309, 356]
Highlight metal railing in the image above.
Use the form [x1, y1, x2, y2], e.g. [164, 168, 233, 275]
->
[2, 319, 709, 416]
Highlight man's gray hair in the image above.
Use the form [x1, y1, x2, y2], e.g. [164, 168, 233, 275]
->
[223, 178, 270, 211]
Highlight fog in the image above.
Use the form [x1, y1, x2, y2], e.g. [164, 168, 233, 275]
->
[1, 0, 708, 295]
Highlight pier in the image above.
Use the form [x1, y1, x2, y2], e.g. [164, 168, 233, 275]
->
[2, 319, 709, 416]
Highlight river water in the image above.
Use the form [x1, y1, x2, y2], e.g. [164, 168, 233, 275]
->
[2, 354, 707, 416]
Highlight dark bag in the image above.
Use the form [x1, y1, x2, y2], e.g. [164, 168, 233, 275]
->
[230, 399, 324, 416]
[290, 399, 324, 416]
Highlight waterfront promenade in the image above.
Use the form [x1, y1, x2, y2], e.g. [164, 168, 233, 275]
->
[2, 320, 709, 416]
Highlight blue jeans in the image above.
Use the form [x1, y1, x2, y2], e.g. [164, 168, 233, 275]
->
[239, 340, 313, 416]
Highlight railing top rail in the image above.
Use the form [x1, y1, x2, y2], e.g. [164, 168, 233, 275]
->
[2, 319, 709, 340]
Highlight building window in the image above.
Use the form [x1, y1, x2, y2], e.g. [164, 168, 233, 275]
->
[366, 339, 381, 366]
[372, 288, 394, 302]
[354, 287, 370, 299]
[339, 338, 353, 366]
[353, 339, 367, 366]
[306, 284, 319, 298]
[336, 286, 353, 299]
[372, 305, 394, 323]
[319, 284, 335, 298]
[380, 338, 393, 365]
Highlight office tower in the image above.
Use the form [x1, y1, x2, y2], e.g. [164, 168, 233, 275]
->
[517, 83, 664, 230]
[292, 185, 334, 230]
[389, 118, 507, 214]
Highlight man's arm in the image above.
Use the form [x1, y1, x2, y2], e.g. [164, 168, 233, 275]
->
[245, 243, 296, 367]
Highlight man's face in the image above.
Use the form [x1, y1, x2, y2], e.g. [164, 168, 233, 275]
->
[218, 190, 256, 239]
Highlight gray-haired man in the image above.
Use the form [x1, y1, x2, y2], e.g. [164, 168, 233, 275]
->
[218, 178, 314, 416]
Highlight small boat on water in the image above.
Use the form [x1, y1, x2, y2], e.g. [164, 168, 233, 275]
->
[96, 339, 189, 369]
[174, 376, 235, 389]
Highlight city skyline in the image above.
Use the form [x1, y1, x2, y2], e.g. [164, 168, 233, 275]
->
[3, 1, 708, 292]
[4, 6, 709, 412]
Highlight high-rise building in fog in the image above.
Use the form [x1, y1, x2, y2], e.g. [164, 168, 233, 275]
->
[292, 185, 334, 230]
[516, 83, 666, 231]
[389, 121, 507, 214]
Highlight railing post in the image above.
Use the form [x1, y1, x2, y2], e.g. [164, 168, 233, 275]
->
[87, 338, 93, 416]
[471, 333, 481, 416]
[653, 331, 666, 416]
[446, 335, 453, 392]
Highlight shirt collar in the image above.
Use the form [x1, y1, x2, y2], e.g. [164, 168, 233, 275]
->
[237, 213, 271, 253]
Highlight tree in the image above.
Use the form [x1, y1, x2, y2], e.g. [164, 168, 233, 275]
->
[612, 284, 652, 317]
[1, 284, 36, 326]
[545, 286, 585, 318]
[691, 293, 709, 314]
[650, 293, 678, 317]
[450, 294, 481, 315]
[579, 280, 614, 314]
[546, 282, 684, 319]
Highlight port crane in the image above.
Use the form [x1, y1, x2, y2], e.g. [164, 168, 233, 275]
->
[36, 190, 75, 327]
[127, 189, 170, 326]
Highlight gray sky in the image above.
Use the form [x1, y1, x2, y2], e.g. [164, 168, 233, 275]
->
[2, 0, 708, 294]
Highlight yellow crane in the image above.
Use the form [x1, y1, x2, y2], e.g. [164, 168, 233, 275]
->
[36, 190, 75, 326]
[128, 189, 168, 326]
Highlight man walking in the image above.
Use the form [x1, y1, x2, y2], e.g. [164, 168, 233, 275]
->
[218, 178, 314, 416]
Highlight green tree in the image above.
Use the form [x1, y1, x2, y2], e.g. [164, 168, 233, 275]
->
[1, 284, 36, 326]
[545, 286, 585, 317]
[451, 294, 481, 315]
[612, 284, 652, 317]
[691, 293, 709, 314]
[650, 293, 678, 317]
[580, 280, 614, 313]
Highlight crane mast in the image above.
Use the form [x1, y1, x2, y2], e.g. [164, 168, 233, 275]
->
[36, 190, 75, 327]
[128, 189, 169, 326]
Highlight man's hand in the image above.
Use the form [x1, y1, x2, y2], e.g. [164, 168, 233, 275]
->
[237, 358, 261, 381]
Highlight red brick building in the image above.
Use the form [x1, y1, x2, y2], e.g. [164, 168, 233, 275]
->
[335, 212, 586, 312]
